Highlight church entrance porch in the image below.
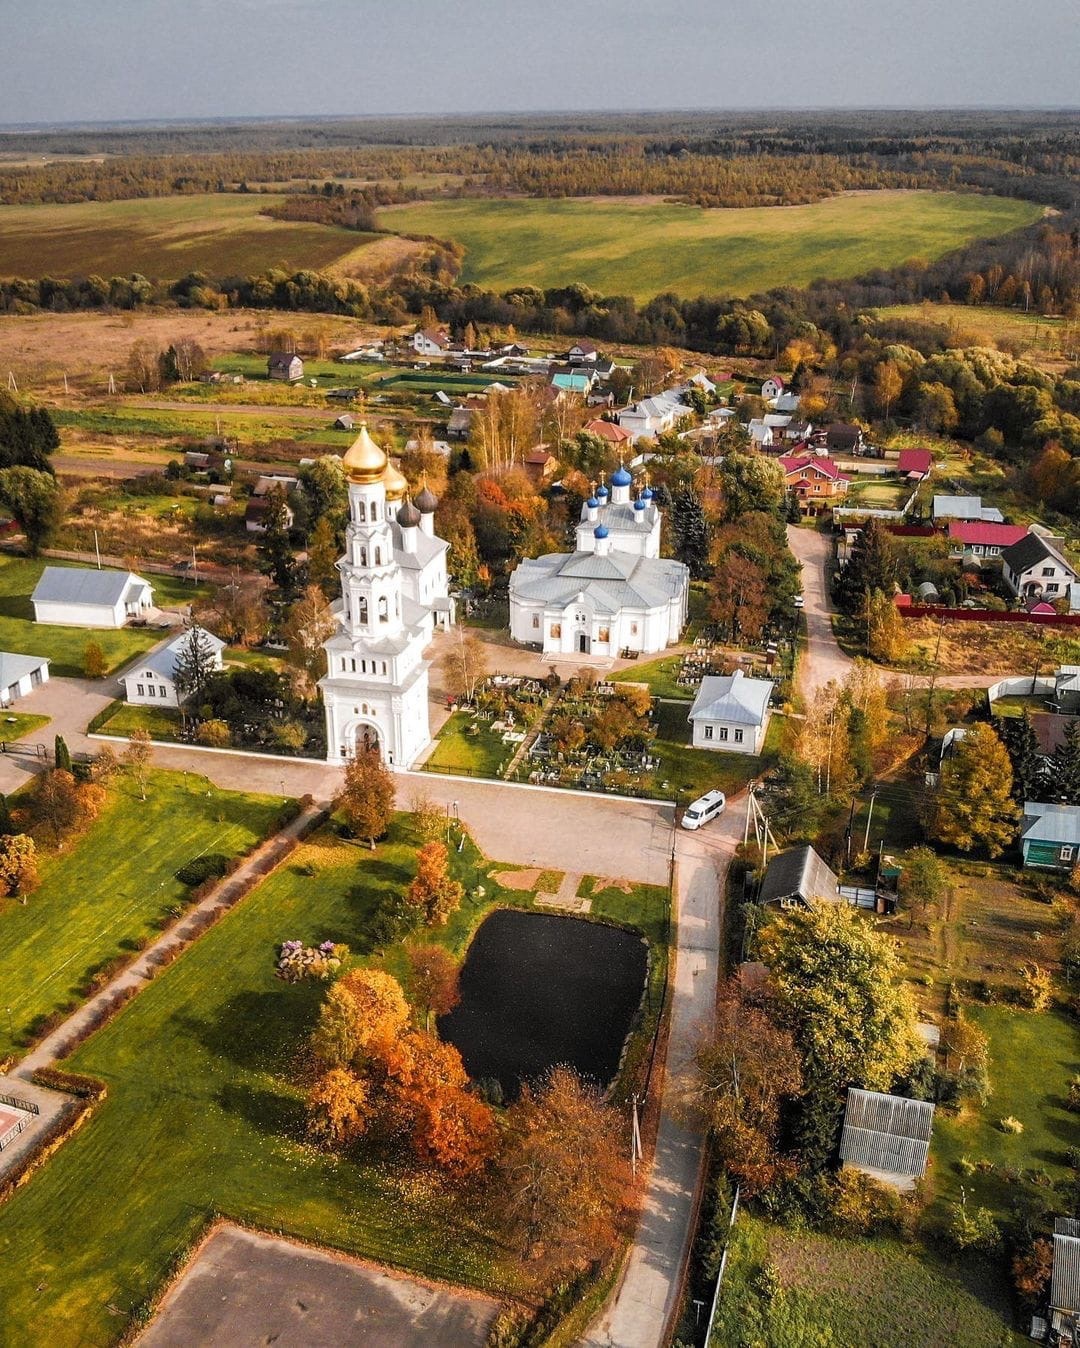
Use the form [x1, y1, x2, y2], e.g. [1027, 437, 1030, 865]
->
[342, 721, 381, 761]
[578, 634, 590, 654]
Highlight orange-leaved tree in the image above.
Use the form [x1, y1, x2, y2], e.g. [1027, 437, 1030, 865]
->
[406, 841, 463, 926]
[406, 943, 461, 1030]
[337, 748, 395, 850]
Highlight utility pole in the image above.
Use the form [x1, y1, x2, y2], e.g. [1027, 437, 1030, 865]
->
[744, 786, 753, 847]
[864, 788, 879, 853]
[845, 796, 857, 867]
[6, 371, 16, 393]
[94, 529, 102, 570]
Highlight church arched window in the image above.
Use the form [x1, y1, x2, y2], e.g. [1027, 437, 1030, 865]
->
[378, 596, 388, 622]
[359, 546, 367, 567]
[374, 546, 382, 565]
[356, 499, 366, 523]
[358, 597, 368, 624]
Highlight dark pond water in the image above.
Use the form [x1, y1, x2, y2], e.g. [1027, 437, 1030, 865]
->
[438, 908, 648, 1100]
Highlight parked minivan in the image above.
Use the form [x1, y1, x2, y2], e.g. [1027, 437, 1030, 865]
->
[681, 789, 727, 830]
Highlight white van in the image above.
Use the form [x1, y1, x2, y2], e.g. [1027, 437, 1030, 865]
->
[681, 789, 727, 830]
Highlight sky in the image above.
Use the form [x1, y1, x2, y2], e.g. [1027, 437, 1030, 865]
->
[0, 0, 1077, 125]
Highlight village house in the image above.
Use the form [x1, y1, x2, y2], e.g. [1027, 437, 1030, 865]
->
[523, 445, 559, 485]
[566, 340, 598, 365]
[783, 418, 814, 443]
[947, 520, 1029, 561]
[896, 447, 934, 481]
[824, 422, 864, 455]
[405, 436, 451, 457]
[761, 375, 785, 400]
[747, 419, 774, 448]
[1020, 802, 1080, 871]
[267, 352, 303, 382]
[245, 495, 295, 534]
[550, 368, 594, 396]
[1001, 534, 1080, 603]
[757, 844, 840, 906]
[616, 389, 690, 440]
[583, 418, 634, 448]
[411, 328, 449, 358]
[122, 628, 226, 708]
[32, 567, 154, 628]
[778, 454, 850, 513]
[687, 670, 774, 754]
[0, 652, 49, 707]
[771, 390, 802, 414]
[446, 403, 478, 439]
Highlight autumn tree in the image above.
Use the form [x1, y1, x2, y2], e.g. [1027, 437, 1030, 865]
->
[206, 577, 269, 646]
[406, 943, 461, 1030]
[873, 359, 903, 420]
[709, 550, 769, 643]
[406, 841, 464, 926]
[493, 1067, 632, 1271]
[307, 516, 339, 596]
[311, 967, 411, 1070]
[691, 983, 803, 1196]
[441, 626, 487, 705]
[929, 722, 1020, 856]
[0, 834, 38, 902]
[281, 584, 336, 697]
[30, 769, 85, 847]
[1012, 1239, 1054, 1305]
[900, 846, 950, 928]
[759, 902, 923, 1096]
[409, 790, 446, 845]
[387, 1029, 496, 1173]
[337, 748, 395, 849]
[122, 729, 153, 801]
[306, 1067, 371, 1146]
[83, 640, 107, 679]
[866, 589, 908, 664]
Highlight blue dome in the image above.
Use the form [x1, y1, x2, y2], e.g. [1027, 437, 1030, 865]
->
[594, 525, 609, 539]
[640, 485, 654, 500]
[611, 465, 632, 487]
[586, 496, 599, 509]
[596, 483, 609, 497]
[633, 499, 647, 512]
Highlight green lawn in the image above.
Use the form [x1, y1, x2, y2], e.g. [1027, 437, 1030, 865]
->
[93, 700, 183, 741]
[611, 654, 694, 701]
[845, 477, 913, 510]
[382, 192, 1041, 302]
[0, 769, 282, 1057]
[651, 698, 781, 802]
[0, 711, 50, 743]
[0, 556, 188, 677]
[872, 301, 1072, 365]
[52, 405, 350, 452]
[0, 194, 376, 281]
[931, 1005, 1079, 1215]
[712, 1215, 1023, 1347]
[0, 822, 669, 1343]
[424, 709, 512, 777]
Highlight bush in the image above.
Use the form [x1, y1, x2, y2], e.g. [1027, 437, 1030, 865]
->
[999, 1115, 1025, 1134]
[175, 853, 230, 887]
[1067, 1075, 1080, 1114]
[946, 1202, 1000, 1253]
[196, 719, 231, 747]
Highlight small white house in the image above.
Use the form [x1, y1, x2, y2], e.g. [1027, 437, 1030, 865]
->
[411, 329, 448, 357]
[761, 376, 785, 400]
[32, 567, 153, 629]
[747, 418, 775, 448]
[122, 629, 226, 708]
[688, 670, 774, 754]
[0, 652, 49, 707]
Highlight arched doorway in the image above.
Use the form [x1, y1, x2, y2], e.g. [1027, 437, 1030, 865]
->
[344, 721, 381, 760]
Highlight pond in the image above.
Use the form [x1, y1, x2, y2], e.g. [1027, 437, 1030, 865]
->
[438, 908, 648, 1100]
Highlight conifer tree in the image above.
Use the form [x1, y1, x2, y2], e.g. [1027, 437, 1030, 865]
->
[54, 734, 71, 773]
[837, 517, 898, 616]
[671, 485, 710, 578]
[994, 712, 1045, 805]
[172, 621, 218, 702]
[1047, 716, 1080, 806]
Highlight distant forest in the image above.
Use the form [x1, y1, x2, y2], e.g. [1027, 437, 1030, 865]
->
[0, 110, 1077, 209]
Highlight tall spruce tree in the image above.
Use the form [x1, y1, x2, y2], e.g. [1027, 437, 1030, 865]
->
[173, 621, 218, 703]
[837, 517, 898, 616]
[54, 734, 71, 773]
[671, 485, 710, 579]
[993, 712, 1045, 805]
[256, 489, 301, 600]
[1047, 716, 1080, 805]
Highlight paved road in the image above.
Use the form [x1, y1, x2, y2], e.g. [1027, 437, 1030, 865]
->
[583, 807, 737, 1348]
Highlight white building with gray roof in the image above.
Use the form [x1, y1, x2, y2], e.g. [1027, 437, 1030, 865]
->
[0, 651, 49, 707]
[31, 567, 153, 629]
[509, 465, 687, 657]
[688, 670, 775, 754]
[122, 628, 226, 708]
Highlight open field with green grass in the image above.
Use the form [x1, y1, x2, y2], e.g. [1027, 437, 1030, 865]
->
[0, 194, 377, 281]
[652, 698, 782, 801]
[92, 699, 182, 741]
[712, 1215, 1023, 1347]
[0, 556, 196, 677]
[844, 476, 914, 510]
[383, 192, 1042, 302]
[0, 820, 668, 1344]
[424, 709, 512, 778]
[0, 769, 282, 1057]
[873, 301, 1078, 366]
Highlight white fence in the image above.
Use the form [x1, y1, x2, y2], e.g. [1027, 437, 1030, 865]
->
[986, 675, 1057, 706]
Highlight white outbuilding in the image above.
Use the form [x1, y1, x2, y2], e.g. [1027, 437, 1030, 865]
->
[688, 670, 774, 754]
[0, 652, 50, 706]
[122, 628, 226, 708]
[31, 567, 154, 629]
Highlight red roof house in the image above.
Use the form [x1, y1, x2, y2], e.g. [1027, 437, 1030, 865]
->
[584, 419, 633, 445]
[947, 521, 1029, 559]
[778, 455, 850, 513]
[897, 448, 934, 480]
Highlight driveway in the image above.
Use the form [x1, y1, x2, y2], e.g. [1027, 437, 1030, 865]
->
[786, 524, 851, 702]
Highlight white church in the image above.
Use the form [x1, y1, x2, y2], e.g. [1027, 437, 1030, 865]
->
[320, 425, 454, 767]
[509, 464, 689, 657]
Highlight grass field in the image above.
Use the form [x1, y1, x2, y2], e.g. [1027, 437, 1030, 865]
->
[0, 821, 668, 1343]
[873, 302, 1078, 366]
[0, 556, 196, 677]
[424, 710, 512, 777]
[0, 711, 50, 743]
[712, 1215, 1023, 1347]
[382, 192, 1042, 302]
[0, 769, 281, 1057]
[0, 194, 378, 281]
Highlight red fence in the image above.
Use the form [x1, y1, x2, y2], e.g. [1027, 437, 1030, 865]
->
[896, 603, 1080, 627]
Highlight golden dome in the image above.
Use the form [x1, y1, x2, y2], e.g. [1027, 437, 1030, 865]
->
[381, 459, 409, 501]
[342, 424, 388, 484]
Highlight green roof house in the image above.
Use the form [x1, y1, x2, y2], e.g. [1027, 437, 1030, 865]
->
[1020, 801, 1080, 871]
